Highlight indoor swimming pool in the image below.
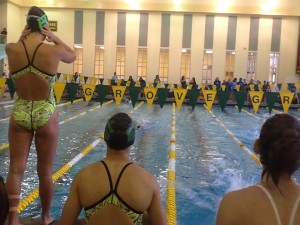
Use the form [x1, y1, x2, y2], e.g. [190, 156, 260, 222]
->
[1, 99, 300, 225]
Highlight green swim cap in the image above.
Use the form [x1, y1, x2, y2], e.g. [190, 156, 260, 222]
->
[104, 113, 135, 150]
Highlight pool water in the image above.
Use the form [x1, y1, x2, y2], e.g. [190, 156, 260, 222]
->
[0, 100, 300, 225]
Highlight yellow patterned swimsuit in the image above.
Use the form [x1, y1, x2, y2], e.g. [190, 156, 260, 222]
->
[84, 161, 143, 225]
[11, 41, 56, 131]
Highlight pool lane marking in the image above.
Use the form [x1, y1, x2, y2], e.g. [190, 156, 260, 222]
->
[205, 105, 262, 166]
[0, 99, 84, 123]
[166, 103, 177, 225]
[17, 101, 145, 213]
[234, 106, 263, 121]
[0, 100, 112, 151]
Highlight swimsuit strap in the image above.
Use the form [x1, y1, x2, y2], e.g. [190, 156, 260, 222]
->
[100, 161, 113, 191]
[21, 41, 43, 65]
[31, 42, 43, 64]
[256, 184, 282, 225]
[114, 162, 133, 192]
[21, 41, 30, 64]
[289, 195, 300, 225]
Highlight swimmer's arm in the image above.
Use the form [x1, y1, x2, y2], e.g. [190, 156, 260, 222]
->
[18, 26, 31, 42]
[144, 180, 168, 225]
[216, 193, 235, 225]
[41, 27, 76, 64]
[59, 177, 82, 225]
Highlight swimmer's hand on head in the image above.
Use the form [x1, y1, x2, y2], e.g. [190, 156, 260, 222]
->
[40, 26, 58, 43]
[18, 25, 31, 42]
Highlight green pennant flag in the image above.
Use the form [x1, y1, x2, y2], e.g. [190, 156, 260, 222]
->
[95, 84, 109, 105]
[164, 83, 169, 88]
[153, 82, 158, 88]
[216, 84, 221, 91]
[130, 81, 136, 87]
[217, 90, 230, 111]
[277, 83, 282, 91]
[84, 76, 89, 84]
[265, 92, 279, 113]
[6, 78, 16, 99]
[187, 89, 199, 110]
[157, 88, 170, 108]
[99, 78, 104, 84]
[234, 91, 248, 112]
[56, 73, 61, 80]
[128, 87, 141, 107]
[66, 83, 79, 103]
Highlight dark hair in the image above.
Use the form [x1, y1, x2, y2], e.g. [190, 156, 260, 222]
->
[0, 176, 8, 225]
[27, 6, 48, 32]
[259, 114, 300, 187]
[104, 113, 135, 150]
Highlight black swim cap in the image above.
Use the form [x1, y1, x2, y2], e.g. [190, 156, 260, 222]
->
[104, 113, 135, 150]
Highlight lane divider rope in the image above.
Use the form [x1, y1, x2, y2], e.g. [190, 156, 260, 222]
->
[166, 103, 177, 225]
[0, 100, 112, 151]
[17, 101, 145, 213]
[205, 105, 261, 166]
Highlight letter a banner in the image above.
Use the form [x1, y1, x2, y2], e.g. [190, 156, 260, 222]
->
[174, 88, 187, 110]
[203, 90, 217, 111]
[279, 92, 295, 113]
[249, 91, 264, 113]
[112, 86, 126, 105]
[54, 82, 66, 103]
[144, 87, 157, 107]
[0, 78, 6, 97]
[82, 84, 96, 103]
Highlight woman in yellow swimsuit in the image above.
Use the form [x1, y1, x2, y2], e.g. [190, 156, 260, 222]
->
[59, 113, 168, 225]
[5, 6, 76, 225]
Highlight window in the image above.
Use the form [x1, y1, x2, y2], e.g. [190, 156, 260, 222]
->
[159, 48, 169, 83]
[116, 47, 126, 80]
[269, 53, 279, 82]
[94, 46, 104, 79]
[247, 52, 257, 81]
[137, 48, 147, 81]
[202, 50, 213, 84]
[181, 49, 191, 82]
[73, 45, 83, 74]
[225, 51, 235, 80]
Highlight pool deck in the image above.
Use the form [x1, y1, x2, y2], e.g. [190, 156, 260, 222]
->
[20, 218, 86, 225]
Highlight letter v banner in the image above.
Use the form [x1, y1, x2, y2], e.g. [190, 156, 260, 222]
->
[279, 92, 295, 113]
[54, 82, 66, 103]
[265, 92, 279, 113]
[203, 90, 216, 111]
[217, 90, 230, 111]
[95, 84, 109, 105]
[249, 91, 264, 113]
[0, 78, 6, 97]
[234, 91, 248, 112]
[157, 88, 170, 108]
[187, 89, 199, 110]
[82, 84, 96, 103]
[112, 86, 126, 105]
[144, 87, 157, 107]
[129, 87, 141, 107]
[174, 88, 187, 109]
